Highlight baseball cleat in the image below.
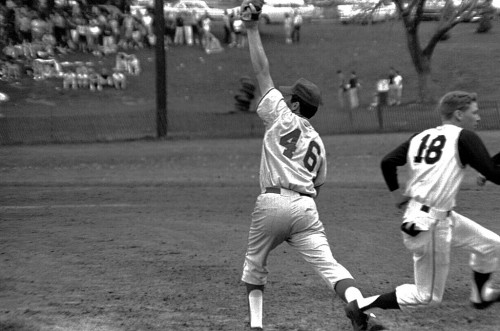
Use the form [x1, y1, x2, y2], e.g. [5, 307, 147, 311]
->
[471, 285, 500, 309]
[344, 300, 368, 331]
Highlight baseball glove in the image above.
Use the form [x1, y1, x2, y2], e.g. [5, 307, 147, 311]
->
[240, 0, 264, 22]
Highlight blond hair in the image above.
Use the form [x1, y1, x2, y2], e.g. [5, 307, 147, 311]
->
[437, 91, 477, 120]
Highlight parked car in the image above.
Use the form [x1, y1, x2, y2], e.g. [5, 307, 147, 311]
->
[163, 0, 225, 20]
[420, 0, 447, 20]
[494, 0, 500, 14]
[233, 0, 315, 24]
[337, 0, 397, 24]
[424, 0, 499, 22]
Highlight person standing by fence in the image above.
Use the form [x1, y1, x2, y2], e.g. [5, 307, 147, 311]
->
[388, 67, 403, 106]
[348, 71, 360, 109]
[174, 12, 184, 45]
[283, 12, 293, 44]
[291, 9, 302, 43]
[393, 70, 403, 105]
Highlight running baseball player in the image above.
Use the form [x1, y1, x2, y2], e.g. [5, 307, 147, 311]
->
[344, 91, 500, 330]
[239, 1, 375, 330]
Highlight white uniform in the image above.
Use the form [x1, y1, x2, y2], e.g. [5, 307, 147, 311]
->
[241, 88, 353, 289]
[394, 124, 500, 309]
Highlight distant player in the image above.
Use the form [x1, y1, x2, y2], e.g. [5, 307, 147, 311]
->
[345, 91, 500, 329]
[239, 1, 375, 330]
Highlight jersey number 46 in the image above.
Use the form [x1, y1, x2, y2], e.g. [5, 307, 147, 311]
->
[280, 129, 321, 172]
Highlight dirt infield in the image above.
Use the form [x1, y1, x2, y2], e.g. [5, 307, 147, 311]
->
[1, 132, 500, 331]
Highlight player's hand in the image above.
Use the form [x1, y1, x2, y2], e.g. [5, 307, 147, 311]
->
[240, 0, 263, 22]
[477, 175, 487, 187]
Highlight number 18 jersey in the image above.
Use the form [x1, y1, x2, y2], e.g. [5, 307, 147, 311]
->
[405, 124, 465, 211]
[256, 88, 326, 197]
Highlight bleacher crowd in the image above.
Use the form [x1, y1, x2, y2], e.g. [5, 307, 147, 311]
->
[0, 1, 154, 89]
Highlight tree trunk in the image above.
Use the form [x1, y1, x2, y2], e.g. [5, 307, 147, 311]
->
[405, 24, 434, 103]
[417, 67, 432, 103]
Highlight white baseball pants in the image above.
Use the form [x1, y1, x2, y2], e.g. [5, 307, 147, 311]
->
[396, 200, 500, 309]
[241, 191, 353, 290]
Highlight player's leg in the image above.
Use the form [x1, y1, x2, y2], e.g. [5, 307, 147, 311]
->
[241, 194, 289, 329]
[286, 198, 372, 330]
[450, 212, 500, 308]
[286, 198, 362, 301]
[355, 214, 453, 314]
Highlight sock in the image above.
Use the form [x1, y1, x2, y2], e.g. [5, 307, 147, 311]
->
[472, 271, 491, 303]
[344, 286, 364, 303]
[246, 284, 264, 328]
[357, 291, 400, 311]
[335, 278, 362, 302]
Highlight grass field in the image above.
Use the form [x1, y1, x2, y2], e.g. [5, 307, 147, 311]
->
[1, 132, 500, 331]
[1, 19, 500, 120]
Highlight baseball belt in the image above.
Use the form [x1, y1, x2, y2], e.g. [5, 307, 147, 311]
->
[265, 187, 311, 198]
[408, 199, 451, 219]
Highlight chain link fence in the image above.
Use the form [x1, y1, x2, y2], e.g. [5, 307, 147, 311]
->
[1, 101, 499, 145]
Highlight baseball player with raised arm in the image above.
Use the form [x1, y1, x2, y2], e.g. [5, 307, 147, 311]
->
[344, 91, 500, 329]
[238, 1, 376, 330]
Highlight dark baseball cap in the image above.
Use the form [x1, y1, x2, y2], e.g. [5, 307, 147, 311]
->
[279, 78, 323, 108]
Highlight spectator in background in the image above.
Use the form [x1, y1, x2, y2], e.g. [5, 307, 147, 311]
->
[174, 12, 184, 45]
[18, 9, 32, 43]
[388, 67, 396, 105]
[131, 18, 145, 49]
[52, 10, 67, 47]
[222, 9, 231, 44]
[31, 13, 47, 42]
[192, 10, 202, 46]
[182, 10, 195, 46]
[75, 15, 88, 52]
[102, 19, 117, 55]
[120, 13, 135, 49]
[108, 13, 120, 47]
[388, 67, 403, 106]
[200, 11, 211, 49]
[291, 9, 302, 43]
[348, 71, 360, 109]
[231, 14, 244, 48]
[283, 12, 293, 44]
[141, 10, 154, 47]
[67, 13, 79, 50]
[374, 75, 390, 108]
[165, 12, 176, 45]
[393, 70, 403, 105]
[87, 18, 101, 54]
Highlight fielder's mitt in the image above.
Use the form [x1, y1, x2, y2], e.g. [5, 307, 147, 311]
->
[240, 0, 264, 21]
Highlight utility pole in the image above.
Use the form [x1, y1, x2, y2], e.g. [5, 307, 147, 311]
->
[155, 0, 167, 138]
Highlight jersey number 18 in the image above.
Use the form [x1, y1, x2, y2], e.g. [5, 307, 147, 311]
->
[413, 134, 446, 165]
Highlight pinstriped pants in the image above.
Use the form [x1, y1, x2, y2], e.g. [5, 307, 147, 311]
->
[396, 207, 500, 309]
[241, 192, 353, 290]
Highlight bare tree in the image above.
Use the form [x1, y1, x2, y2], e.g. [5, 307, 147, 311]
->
[391, 0, 492, 102]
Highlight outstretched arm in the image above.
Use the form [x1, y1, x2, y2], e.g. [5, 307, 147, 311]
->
[241, 1, 274, 96]
[381, 139, 411, 209]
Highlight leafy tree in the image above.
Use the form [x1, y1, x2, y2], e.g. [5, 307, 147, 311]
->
[389, 0, 493, 102]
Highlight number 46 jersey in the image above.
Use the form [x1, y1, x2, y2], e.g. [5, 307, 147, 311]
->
[256, 89, 326, 198]
[406, 124, 465, 211]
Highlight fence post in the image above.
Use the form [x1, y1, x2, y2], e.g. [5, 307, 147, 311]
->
[376, 105, 384, 130]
